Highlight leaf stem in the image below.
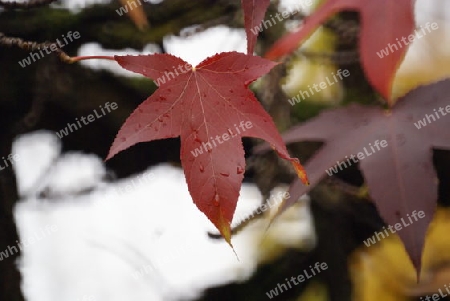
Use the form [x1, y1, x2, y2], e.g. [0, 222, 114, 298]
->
[69, 55, 116, 63]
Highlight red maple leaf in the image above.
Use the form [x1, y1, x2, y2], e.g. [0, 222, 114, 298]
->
[257, 79, 450, 275]
[264, 0, 415, 102]
[241, 0, 271, 54]
[106, 52, 308, 244]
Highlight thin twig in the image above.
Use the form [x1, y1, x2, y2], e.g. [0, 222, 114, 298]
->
[295, 49, 359, 64]
[290, 10, 359, 41]
[325, 177, 368, 198]
[0, 32, 115, 63]
[278, 11, 360, 64]
[0, 32, 73, 63]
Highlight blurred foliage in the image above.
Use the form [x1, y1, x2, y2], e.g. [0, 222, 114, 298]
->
[351, 207, 450, 301]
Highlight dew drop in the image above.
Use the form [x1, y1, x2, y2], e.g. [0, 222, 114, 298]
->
[158, 117, 163, 122]
[159, 96, 167, 101]
[120, 137, 126, 142]
[229, 89, 234, 93]
[167, 88, 172, 92]
[199, 164, 205, 173]
[244, 66, 249, 70]
[138, 108, 144, 113]
[163, 113, 170, 118]
[220, 172, 229, 177]
[194, 135, 201, 143]
[203, 93, 207, 97]
[237, 166, 244, 174]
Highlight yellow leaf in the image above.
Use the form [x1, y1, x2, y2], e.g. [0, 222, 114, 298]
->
[350, 207, 450, 301]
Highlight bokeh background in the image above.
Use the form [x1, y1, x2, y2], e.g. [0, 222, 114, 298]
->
[1, 0, 450, 300]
